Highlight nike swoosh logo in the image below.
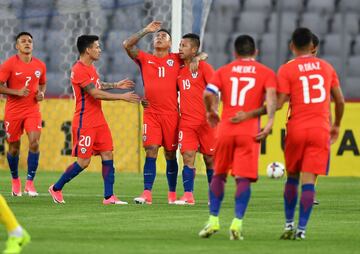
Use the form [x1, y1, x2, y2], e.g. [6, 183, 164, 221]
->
[15, 72, 22, 75]
[210, 148, 214, 151]
[37, 125, 42, 129]
[148, 61, 155, 64]
[171, 144, 178, 147]
[90, 77, 95, 80]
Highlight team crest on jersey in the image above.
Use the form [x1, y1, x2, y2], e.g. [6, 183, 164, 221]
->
[80, 148, 87, 154]
[191, 72, 198, 79]
[35, 70, 41, 78]
[167, 59, 174, 67]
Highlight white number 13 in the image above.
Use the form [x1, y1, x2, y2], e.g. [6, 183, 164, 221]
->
[230, 77, 255, 106]
[299, 74, 325, 104]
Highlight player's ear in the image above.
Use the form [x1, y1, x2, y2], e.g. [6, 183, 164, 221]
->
[254, 49, 259, 58]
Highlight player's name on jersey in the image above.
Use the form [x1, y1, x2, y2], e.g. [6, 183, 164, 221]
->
[298, 61, 321, 72]
[231, 65, 256, 74]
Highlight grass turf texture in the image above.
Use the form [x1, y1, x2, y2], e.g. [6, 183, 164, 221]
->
[0, 171, 359, 254]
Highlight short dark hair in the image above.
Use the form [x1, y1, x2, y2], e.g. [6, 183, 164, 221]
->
[234, 35, 256, 56]
[76, 35, 99, 54]
[15, 32, 33, 42]
[312, 33, 319, 48]
[182, 33, 200, 49]
[291, 27, 313, 50]
[157, 28, 171, 38]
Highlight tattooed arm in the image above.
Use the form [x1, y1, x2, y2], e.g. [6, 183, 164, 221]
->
[123, 21, 162, 59]
[100, 79, 135, 90]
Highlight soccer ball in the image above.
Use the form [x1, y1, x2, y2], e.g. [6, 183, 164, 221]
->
[266, 162, 285, 179]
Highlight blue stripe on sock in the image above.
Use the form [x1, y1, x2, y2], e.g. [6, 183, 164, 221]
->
[235, 178, 251, 219]
[284, 177, 299, 223]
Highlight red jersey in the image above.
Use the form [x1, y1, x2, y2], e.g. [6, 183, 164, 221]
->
[277, 56, 340, 131]
[71, 61, 106, 128]
[207, 58, 277, 136]
[135, 50, 181, 114]
[178, 61, 215, 123]
[0, 55, 46, 119]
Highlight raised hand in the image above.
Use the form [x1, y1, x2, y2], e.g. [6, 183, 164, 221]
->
[116, 78, 135, 89]
[121, 91, 140, 103]
[145, 21, 162, 33]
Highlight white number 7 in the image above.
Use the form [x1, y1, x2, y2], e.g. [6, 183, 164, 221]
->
[230, 77, 255, 106]
[25, 76, 31, 87]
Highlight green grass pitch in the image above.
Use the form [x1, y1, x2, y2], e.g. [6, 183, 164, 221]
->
[0, 171, 359, 254]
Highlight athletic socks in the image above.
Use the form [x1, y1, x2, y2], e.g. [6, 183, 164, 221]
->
[206, 168, 214, 184]
[298, 184, 315, 231]
[102, 160, 115, 199]
[284, 177, 299, 223]
[182, 165, 195, 192]
[166, 159, 178, 192]
[27, 151, 39, 180]
[53, 162, 84, 191]
[209, 174, 226, 216]
[7, 153, 19, 179]
[144, 157, 156, 190]
[234, 178, 251, 219]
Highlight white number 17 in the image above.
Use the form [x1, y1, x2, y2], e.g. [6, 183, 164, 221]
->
[230, 77, 255, 106]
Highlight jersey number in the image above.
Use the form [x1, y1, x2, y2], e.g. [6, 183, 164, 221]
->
[182, 79, 191, 90]
[230, 77, 255, 106]
[25, 76, 31, 87]
[79, 135, 91, 147]
[158, 67, 165, 78]
[299, 74, 325, 104]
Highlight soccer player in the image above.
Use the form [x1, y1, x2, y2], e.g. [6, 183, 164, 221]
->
[48, 35, 140, 205]
[0, 194, 30, 253]
[0, 32, 46, 197]
[199, 35, 277, 240]
[174, 33, 215, 205]
[276, 28, 345, 240]
[311, 32, 321, 206]
[123, 21, 206, 205]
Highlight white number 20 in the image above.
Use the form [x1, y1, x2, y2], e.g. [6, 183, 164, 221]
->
[299, 74, 326, 104]
[230, 77, 255, 106]
[79, 135, 91, 147]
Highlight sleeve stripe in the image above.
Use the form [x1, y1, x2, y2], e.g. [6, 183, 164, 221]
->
[206, 84, 219, 94]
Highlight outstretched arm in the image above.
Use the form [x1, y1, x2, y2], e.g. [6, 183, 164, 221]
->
[123, 21, 162, 59]
[330, 86, 345, 144]
[230, 92, 289, 123]
[100, 79, 135, 90]
[84, 83, 140, 102]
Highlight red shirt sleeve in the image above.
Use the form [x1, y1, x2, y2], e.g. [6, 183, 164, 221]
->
[72, 67, 92, 89]
[207, 68, 222, 94]
[134, 50, 148, 65]
[39, 62, 47, 85]
[201, 62, 215, 84]
[331, 67, 340, 88]
[264, 69, 278, 89]
[0, 58, 13, 83]
[277, 65, 291, 94]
